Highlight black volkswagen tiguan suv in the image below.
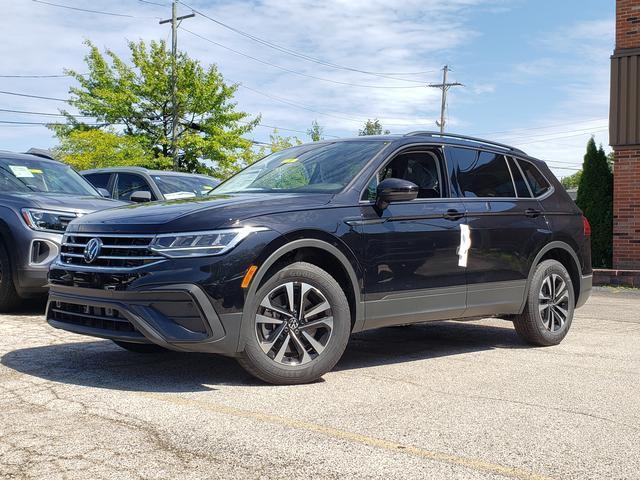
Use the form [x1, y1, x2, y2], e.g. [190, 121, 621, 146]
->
[47, 132, 592, 384]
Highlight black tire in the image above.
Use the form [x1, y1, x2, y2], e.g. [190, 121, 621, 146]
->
[112, 340, 167, 353]
[0, 240, 21, 313]
[237, 262, 351, 385]
[514, 260, 575, 346]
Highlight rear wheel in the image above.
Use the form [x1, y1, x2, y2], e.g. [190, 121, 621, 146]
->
[112, 340, 167, 353]
[0, 240, 21, 313]
[237, 262, 351, 385]
[514, 260, 575, 346]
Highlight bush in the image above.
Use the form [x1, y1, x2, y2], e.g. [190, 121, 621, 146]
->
[576, 138, 613, 268]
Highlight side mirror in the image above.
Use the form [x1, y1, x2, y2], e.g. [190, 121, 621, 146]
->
[375, 178, 418, 211]
[96, 188, 111, 198]
[130, 190, 152, 203]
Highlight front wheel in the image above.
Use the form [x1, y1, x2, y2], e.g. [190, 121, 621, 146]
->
[514, 260, 575, 346]
[237, 262, 351, 385]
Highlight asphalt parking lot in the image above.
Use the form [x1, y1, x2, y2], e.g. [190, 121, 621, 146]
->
[1, 287, 639, 480]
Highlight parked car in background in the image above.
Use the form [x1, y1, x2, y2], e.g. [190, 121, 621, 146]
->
[47, 132, 592, 384]
[0, 149, 124, 311]
[81, 167, 220, 202]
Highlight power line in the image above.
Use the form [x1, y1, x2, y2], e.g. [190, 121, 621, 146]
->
[0, 90, 68, 102]
[503, 126, 608, 144]
[0, 107, 90, 117]
[181, 28, 426, 90]
[180, 1, 437, 80]
[31, 0, 148, 18]
[475, 117, 608, 137]
[0, 73, 69, 78]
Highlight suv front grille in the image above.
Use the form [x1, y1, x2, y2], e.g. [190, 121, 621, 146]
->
[47, 301, 141, 336]
[60, 233, 163, 269]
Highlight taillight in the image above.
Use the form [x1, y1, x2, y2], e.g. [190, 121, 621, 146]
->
[582, 216, 591, 237]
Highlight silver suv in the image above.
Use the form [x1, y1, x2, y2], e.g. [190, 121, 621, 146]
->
[0, 150, 123, 311]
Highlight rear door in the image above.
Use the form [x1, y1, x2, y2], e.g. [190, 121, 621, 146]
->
[445, 147, 551, 316]
[359, 147, 467, 329]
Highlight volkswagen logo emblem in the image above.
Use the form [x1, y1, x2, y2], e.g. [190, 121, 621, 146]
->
[83, 238, 103, 264]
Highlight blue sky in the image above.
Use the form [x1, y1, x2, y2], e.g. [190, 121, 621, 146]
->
[0, 0, 613, 178]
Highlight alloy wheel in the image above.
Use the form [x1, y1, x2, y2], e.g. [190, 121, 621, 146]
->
[255, 281, 333, 366]
[538, 274, 570, 332]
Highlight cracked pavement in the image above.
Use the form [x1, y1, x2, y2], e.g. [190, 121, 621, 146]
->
[1, 287, 639, 479]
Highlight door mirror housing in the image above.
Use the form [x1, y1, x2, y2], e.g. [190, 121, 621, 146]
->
[130, 190, 152, 203]
[375, 178, 419, 211]
[96, 188, 111, 198]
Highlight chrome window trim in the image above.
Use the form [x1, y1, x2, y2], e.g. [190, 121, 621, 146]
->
[510, 156, 535, 198]
[513, 157, 555, 201]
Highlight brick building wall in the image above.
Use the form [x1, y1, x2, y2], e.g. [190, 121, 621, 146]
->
[616, 0, 640, 48]
[612, 0, 640, 269]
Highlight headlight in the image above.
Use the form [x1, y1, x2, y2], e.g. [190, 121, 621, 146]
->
[21, 209, 79, 233]
[149, 226, 268, 258]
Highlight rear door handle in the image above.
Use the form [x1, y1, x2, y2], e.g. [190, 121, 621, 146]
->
[525, 208, 541, 218]
[443, 209, 465, 221]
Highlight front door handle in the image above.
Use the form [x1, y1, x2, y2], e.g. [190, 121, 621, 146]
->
[524, 208, 541, 218]
[443, 209, 464, 221]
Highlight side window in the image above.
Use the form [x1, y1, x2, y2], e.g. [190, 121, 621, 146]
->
[518, 160, 551, 197]
[457, 151, 515, 198]
[362, 150, 442, 201]
[115, 173, 153, 201]
[84, 173, 111, 191]
[507, 157, 531, 198]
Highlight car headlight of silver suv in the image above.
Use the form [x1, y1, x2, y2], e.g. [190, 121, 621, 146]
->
[21, 208, 79, 233]
[149, 226, 268, 258]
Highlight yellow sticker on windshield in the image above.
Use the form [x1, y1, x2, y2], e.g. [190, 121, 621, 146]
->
[29, 169, 43, 174]
[280, 158, 298, 164]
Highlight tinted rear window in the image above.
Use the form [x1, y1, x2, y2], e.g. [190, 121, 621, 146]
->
[456, 150, 515, 198]
[518, 160, 551, 197]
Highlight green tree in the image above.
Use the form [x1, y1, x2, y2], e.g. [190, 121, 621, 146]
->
[561, 170, 582, 190]
[52, 129, 171, 171]
[576, 138, 613, 268]
[257, 129, 302, 157]
[51, 39, 258, 178]
[358, 118, 390, 136]
[307, 120, 325, 142]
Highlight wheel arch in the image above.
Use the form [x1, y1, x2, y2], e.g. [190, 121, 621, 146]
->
[237, 237, 365, 352]
[521, 241, 582, 311]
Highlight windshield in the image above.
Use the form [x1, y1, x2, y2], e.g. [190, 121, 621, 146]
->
[214, 141, 387, 194]
[0, 157, 98, 195]
[152, 174, 220, 199]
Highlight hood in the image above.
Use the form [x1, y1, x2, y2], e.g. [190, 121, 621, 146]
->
[68, 193, 333, 234]
[0, 192, 125, 214]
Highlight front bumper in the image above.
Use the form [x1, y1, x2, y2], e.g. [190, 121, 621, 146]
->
[46, 284, 243, 354]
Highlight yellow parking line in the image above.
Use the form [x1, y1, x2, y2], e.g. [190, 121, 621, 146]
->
[139, 392, 552, 480]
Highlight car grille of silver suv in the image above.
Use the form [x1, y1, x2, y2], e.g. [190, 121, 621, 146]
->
[60, 233, 163, 269]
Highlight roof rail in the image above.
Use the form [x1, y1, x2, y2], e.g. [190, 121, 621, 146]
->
[24, 148, 56, 160]
[404, 131, 526, 155]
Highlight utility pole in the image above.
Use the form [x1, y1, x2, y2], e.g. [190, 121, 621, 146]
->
[159, 1, 194, 171]
[428, 65, 463, 134]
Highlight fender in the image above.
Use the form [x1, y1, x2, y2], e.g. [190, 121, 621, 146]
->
[236, 238, 365, 352]
[518, 240, 582, 312]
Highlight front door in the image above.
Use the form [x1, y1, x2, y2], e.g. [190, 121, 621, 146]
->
[359, 148, 467, 329]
